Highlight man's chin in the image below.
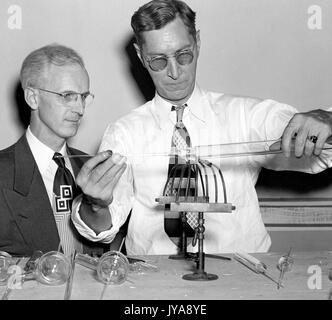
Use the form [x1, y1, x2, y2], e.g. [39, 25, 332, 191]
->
[60, 127, 79, 139]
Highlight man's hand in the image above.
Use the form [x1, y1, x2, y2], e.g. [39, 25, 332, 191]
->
[281, 109, 332, 157]
[76, 150, 127, 211]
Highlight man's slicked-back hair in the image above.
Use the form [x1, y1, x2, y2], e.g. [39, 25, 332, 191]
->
[20, 43, 86, 89]
[131, 0, 196, 48]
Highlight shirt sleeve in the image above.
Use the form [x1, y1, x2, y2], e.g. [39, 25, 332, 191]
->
[71, 122, 134, 243]
[244, 98, 332, 173]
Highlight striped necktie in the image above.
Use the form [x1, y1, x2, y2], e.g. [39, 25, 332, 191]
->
[166, 104, 198, 231]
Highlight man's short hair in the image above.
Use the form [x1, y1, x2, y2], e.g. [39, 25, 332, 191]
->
[131, 0, 196, 48]
[20, 43, 86, 89]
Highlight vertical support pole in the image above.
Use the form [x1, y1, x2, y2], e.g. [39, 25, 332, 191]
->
[181, 212, 188, 256]
[197, 212, 205, 274]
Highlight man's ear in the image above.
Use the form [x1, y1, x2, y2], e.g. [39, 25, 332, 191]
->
[195, 30, 201, 56]
[24, 87, 39, 110]
[133, 43, 145, 67]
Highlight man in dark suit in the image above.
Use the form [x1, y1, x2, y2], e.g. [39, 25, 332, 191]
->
[0, 44, 127, 256]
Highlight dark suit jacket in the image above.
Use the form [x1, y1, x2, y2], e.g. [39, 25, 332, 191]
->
[0, 135, 110, 256]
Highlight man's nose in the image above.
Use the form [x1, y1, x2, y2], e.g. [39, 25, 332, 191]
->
[72, 95, 85, 115]
[167, 57, 180, 80]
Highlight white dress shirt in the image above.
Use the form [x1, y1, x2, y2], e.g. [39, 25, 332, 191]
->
[26, 126, 74, 202]
[72, 85, 332, 255]
[26, 126, 82, 254]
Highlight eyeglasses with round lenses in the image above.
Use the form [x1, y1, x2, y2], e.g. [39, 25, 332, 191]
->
[144, 47, 195, 72]
[35, 88, 94, 107]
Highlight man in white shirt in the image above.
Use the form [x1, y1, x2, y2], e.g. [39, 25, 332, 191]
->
[73, 0, 332, 255]
[0, 44, 126, 256]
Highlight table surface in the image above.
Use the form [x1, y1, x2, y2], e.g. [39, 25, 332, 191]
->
[1, 251, 332, 300]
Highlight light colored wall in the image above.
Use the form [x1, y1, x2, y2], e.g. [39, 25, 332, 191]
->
[1, 0, 331, 251]
[1, 0, 331, 154]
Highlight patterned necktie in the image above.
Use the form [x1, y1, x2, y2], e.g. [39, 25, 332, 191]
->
[52, 152, 79, 256]
[166, 104, 198, 230]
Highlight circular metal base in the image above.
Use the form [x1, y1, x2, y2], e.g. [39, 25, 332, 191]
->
[182, 272, 218, 281]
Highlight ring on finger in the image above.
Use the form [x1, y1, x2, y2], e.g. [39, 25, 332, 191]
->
[308, 135, 318, 144]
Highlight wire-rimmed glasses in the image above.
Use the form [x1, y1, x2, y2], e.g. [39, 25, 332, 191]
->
[35, 87, 94, 107]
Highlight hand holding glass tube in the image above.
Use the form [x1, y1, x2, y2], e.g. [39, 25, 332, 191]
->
[55, 135, 332, 163]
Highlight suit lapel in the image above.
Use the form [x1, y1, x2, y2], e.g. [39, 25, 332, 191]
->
[3, 136, 60, 252]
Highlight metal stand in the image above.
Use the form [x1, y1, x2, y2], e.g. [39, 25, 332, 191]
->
[157, 159, 235, 281]
[158, 197, 234, 281]
[182, 212, 218, 281]
[168, 211, 230, 265]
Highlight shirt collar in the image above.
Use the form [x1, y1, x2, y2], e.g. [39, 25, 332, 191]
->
[26, 126, 68, 174]
[151, 83, 206, 130]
